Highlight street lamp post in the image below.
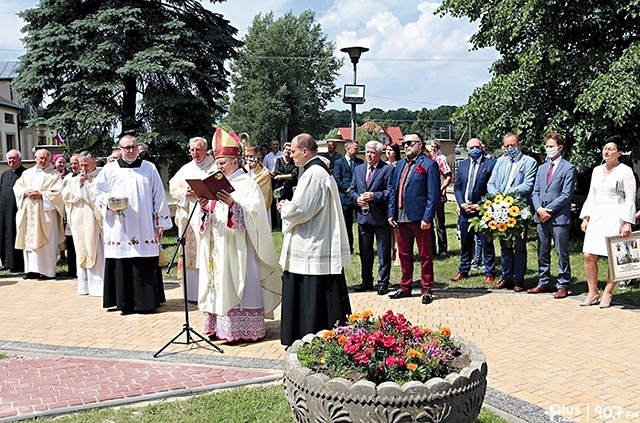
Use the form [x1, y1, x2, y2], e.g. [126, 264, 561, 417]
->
[340, 46, 369, 142]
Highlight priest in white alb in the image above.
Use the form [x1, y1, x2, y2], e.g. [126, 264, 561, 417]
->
[169, 137, 217, 302]
[62, 151, 104, 296]
[92, 135, 173, 314]
[14, 149, 65, 280]
[197, 128, 281, 342]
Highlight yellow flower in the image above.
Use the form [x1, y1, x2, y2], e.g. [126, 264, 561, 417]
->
[504, 196, 514, 205]
[509, 205, 520, 217]
[497, 223, 508, 232]
[362, 310, 373, 319]
[407, 363, 418, 371]
[440, 327, 451, 337]
[323, 330, 334, 340]
[482, 200, 492, 209]
[494, 194, 504, 203]
[506, 217, 517, 227]
[482, 211, 492, 221]
[407, 349, 423, 359]
[488, 221, 497, 230]
[348, 313, 361, 323]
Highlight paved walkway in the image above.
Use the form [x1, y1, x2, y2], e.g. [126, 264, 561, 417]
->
[1, 275, 639, 422]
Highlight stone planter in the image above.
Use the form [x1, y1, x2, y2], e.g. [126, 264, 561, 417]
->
[283, 332, 488, 423]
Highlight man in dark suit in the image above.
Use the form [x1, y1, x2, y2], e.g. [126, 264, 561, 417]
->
[333, 140, 364, 253]
[450, 138, 497, 284]
[387, 133, 441, 305]
[349, 141, 394, 295]
[528, 132, 576, 299]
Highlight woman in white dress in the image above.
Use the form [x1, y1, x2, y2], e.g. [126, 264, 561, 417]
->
[580, 141, 636, 307]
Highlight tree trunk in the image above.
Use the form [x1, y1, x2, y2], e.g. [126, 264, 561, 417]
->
[121, 75, 138, 135]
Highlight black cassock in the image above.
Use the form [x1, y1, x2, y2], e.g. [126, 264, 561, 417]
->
[0, 165, 26, 272]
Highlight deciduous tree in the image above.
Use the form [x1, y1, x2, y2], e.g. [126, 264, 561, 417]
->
[225, 10, 342, 143]
[437, 0, 640, 164]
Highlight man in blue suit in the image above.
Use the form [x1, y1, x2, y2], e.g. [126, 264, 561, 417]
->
[528, 132, 576, 299]
[349, 141, 394, 295]
[387, 133, 441, 305]
[450, 138, 497, 284]
[333, 141, 364, 254]
[487, 133, 538, 291]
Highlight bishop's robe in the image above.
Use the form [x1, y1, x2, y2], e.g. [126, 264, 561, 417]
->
[198, 168, 281, 342]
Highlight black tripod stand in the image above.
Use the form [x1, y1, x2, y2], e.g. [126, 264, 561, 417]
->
[154, 204, 223, 357]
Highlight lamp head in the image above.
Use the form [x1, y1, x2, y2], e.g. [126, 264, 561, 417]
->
[340, 46, 369, 64]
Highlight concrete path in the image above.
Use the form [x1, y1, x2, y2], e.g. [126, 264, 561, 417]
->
[0, 275, 639, 422]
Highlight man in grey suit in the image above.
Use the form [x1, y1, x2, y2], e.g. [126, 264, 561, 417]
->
[487, 133, 538, 291]
[528, 133, 576, 299]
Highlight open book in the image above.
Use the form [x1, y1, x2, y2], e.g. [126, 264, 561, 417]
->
[186, 171, 235, 200]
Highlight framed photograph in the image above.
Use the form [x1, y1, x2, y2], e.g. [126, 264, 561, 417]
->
[606, 231, 640, 281]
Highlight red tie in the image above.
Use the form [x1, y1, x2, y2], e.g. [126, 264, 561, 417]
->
[366, 166, 374, 185]
[397, 160, 413, 208]
[546, 161, 554, 185]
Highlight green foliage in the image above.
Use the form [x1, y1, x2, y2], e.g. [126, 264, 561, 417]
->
[13, 0, 241, 159]
[437, 0, 640, 165]
[225, 10, 342, 144]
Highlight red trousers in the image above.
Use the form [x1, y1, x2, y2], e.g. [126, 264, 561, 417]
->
[396, 221, 435, 295]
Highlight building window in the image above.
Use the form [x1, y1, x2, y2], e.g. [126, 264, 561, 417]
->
[6, 134, 15, 150]
[4, 113, 15, 124]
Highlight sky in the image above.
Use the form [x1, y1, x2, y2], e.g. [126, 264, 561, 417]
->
[0, 0, 500, 112]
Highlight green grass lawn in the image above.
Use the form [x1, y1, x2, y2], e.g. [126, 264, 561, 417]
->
[38, 384, 508, 423]
[159, 202, 639, 305]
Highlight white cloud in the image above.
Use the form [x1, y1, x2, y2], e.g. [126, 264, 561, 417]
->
[0, 0, 500, 111]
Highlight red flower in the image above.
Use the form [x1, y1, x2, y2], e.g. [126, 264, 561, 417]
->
[382, 335, 396, 348]
[415, 164, 427, 174]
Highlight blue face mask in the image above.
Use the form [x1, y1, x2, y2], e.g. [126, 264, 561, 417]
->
[505, 146, 519, 159]
[468, 147, 483, 160]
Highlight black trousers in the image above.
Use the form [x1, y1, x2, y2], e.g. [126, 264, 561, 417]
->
[358, 223, 392, 287]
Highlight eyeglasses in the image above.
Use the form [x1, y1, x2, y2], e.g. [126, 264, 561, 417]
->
[403, 140, 419, 147]
[120, 145, 137, 151]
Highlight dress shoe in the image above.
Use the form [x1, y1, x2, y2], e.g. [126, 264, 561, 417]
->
[484, 275, 495, 284]
[554, 288, 569, 299]
[579, 294, 600, 306]
[389, 290, 412, 299]
[377, 285, 389, 296]
[38, 274, 55, 280]
[599, 294, 612, 309]
[353, 283, 374, 293]
[22, 272, 39, 280]
[513, 284, 524, 292]
[492, 280, 512, 290]
[421, 294, 433, 305]
[449, 273, 468, 282]
[0, 266, 7, 271]
[527, 285, 555, 294]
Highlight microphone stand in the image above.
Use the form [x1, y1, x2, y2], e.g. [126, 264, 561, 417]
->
[154, 202, 223, 357]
